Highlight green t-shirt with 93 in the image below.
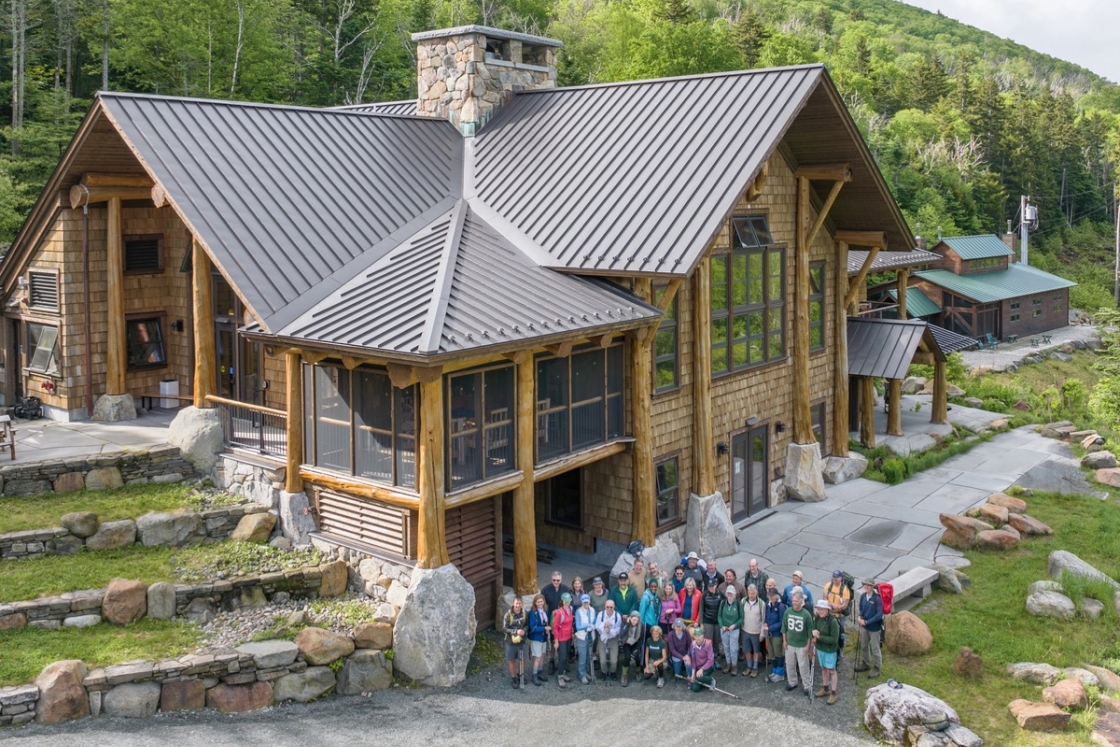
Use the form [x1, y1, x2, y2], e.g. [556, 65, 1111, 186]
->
[782, 606, 814, 649]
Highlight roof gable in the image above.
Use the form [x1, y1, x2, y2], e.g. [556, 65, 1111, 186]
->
[914, 263, 1075, 303]
[937, 235, 1015, 260]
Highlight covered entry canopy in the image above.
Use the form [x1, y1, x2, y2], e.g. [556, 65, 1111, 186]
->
[847, 318, 938, 380]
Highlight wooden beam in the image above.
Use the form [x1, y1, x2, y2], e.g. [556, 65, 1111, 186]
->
[533, 440, 629, 483]
[692, 258, 714, 495]
[151, 184, 168, 208]
[81, 173, 154, 189]
[416, 377, 448, 569]
[339, 355, 364, 370]
[385, 362, 443, 388]
[629, 280, 655, 545]
[446, 470, 525, 509]
[588, 333, 613, 349]
[69, 184, 153, 209]
[513, 357, 538, 595]
[832, 241, 850, 457]
[792, 177, 813, 445]
[845, 246, 881, 310]
[302, 350, 328, 366]
[833, 230, 886, 249]
[545, 341, 573, 358]
[744, 160, 770, 202]
[105, 196, 126, 396]
[860, 376, 876, 448]
[931, 360, 948, 424]
[911, 352, 937, 366]
[656, 279, 682, 312]
[192, 236, 215, 408]
[299, 468, 420, 509]
[503, 349, 530, 366]
[805, 179, 845, 249]
[887, 380, 902, 436]
[285, 350, 304, 492]
[794, 163, 853, 182]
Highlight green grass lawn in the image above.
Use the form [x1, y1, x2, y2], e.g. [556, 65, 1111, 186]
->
[882, 490, 1120, 746]
[0, 483, 199, 534]
[0, 545, 177, 602]
[0, 619, 200, 686]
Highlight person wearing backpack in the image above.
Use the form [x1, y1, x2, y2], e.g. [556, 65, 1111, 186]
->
[856, 578, 883, 678]
[811, 599, 841, 705]
[503, 597, 529, 689]
[823, 570, 852, 659]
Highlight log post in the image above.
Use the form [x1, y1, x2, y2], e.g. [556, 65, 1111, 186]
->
[887, 267, 908, 437]
[285, 350, 304, 493]
[631, 278, 655, 545]
[897, 268, 909, 321]
[792, 177, 812, 444]
[860, 376, 876, 448]
[512, 355, 538, 595]
[105, 196, 126, 396]
[692, 256, 714, 496]
[192, 236, 215, 408]
[833, 241, 850, 457]
[932, 360, 948, 424]
[416, 376, 449, 568]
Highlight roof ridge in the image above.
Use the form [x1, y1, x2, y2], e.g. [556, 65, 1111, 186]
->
[513, 63, 825, 96]
[96, 91, 439, 121]
[419, 201, 468, 353]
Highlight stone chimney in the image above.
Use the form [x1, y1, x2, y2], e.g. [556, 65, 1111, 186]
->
[412, 26, 561, 135]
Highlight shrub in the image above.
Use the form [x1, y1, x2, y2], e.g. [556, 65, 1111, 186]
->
[881, 458, 907, 484]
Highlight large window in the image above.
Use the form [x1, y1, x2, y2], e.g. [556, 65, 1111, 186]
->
[809, 263, 825, 351]
[653, 284, 678, 392]
[26, 322, 59, 375]
[126, 316, 166, 369]
[655, 457, 680, 527]
[540, 470, 583, 530]
[536, 344, 624, 463]
[304, 362, 416, 488]
[447, 364, 515, 490]
[711, 215, 785, 374]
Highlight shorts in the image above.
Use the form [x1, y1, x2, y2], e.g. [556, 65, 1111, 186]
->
[817, 650, 838, 669]
[505, 642, 524, 661]
[741, 632, 762, 656]
[530, 640, 548, 658]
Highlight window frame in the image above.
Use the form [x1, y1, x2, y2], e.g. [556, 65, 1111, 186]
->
[27, 269, 59, 312]
[25, 321, 60, 376]
[652, 284, 679, 393]
[655, 454, 682, 529]
[809, 262, 825, 353]
[123, 234, 165, 275]
[811, 399, 827, 456]
[535, 342, 625, 464]
[125, 313, 168, 371]
[445, 361, 517, 491]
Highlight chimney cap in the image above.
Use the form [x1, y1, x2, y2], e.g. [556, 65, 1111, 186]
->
[411, 25, 563, 48]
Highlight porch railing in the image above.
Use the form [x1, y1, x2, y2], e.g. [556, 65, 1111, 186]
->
[205, 395, 287, 458]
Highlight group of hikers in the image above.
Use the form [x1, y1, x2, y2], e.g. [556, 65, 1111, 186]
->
[501, 552, 887, 706]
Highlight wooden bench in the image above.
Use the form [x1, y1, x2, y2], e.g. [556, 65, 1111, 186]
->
[888, 566, 940, 604]
[1042, 334, 1052, 344]
[0, 415, 15, 460]
[136, 388, 194, 411]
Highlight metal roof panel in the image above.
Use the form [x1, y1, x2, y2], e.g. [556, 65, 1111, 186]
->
[913, 264, 1075, 304]
[938, 234, 1015, 260]
[847, 318, 928, 380]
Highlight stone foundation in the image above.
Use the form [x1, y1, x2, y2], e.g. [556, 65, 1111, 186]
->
[784, 442, 827, 501]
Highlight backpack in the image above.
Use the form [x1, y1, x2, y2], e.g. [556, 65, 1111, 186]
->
[877, 582, 894, 616]
[840, 571, 857, 598]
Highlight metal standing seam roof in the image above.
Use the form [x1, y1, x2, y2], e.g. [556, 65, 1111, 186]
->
[937, 235, 1015, 260]
[847, 249, 939, 275]
[98, 93, 462, 331]
[280, 202, 660, 356]
[886, 287, 941, 318]
[927, 324, 978, 353]
[336, 100, 418, 116]
[847, 318, 930, 380]
[913, 264, 1075, 304]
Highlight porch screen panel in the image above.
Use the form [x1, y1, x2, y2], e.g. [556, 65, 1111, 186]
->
[448, 372, 482, 488]
[570, 349, 604, 449]
[607, 344, 623, 438]
[395, 386, 417, 488]
[484, 366, 514, 475]
[314, 366, 351, 472]
[537, 357, 569, 461]
[355, 370, 394, 482]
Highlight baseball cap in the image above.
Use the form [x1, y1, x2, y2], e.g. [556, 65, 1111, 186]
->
[592, 577, 603, 585]
[725, 586, 738, 596]
[618, 572, 629, 580]
[580, 594, 591, 604]
[832, 570, 843, 578]
[792, 570, 803, 578]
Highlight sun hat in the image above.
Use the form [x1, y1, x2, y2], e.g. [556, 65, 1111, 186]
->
[815, 600, 830, 610]
[561, 592, 572, 602]
[687, 552, 699, 559]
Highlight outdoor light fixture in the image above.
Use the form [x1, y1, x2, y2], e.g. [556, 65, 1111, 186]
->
[775, 421, 786, 433]
[716, 441, 729, 455]
[745, 416, 759, 427]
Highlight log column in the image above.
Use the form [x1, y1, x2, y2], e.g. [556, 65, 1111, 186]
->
[932, 360, 948, 424]
[886, 268, 908, 436]
[417, 376, 449, 568]
[105, 196, 127, 396]
[792, 177, 813, 444]
[860, 376, 876, 448]
[691, 257, 714, 496]
[512, 356, 538, 595]
[285, 350, 304, 493]
[631, 278, 656, 545]
[192, 236, 215, 408]
[832, 241, 850, 457]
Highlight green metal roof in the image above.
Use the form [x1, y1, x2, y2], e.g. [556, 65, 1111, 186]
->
[938, 234, 1015, 260]
[887, 287, 941, 318]
[914, 263, 1075, 304]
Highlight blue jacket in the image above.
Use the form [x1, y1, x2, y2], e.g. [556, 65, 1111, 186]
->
[859, 591, 884, 632]
[575, 606, 597, 635]
[638, 589, 661, 628]
[528, 607, 551, 642]
[764, 599, 787, 637]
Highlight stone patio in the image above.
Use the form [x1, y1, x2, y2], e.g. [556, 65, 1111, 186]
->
[854, 394, 1007, 457]
[4, 408, 176, 466]
[958, 323, 1098, 373]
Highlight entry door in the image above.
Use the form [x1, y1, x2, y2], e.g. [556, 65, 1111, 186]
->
[731, 425, 769, 522]
[215, 322, 261, 404]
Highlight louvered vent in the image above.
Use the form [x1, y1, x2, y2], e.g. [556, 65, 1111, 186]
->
[28, 272, 58, 309]
[125, 238, 161, 272]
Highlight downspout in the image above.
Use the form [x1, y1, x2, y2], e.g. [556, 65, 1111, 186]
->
[78, 184, 93, 417]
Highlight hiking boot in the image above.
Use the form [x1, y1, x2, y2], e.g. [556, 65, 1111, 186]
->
[657, 677, 665, 688]
[827, 692, 838, 705]
[621, 673, 629, 687]
[750, 668, 759, 678]
[853, 663, 869, 672]
[785, 683, 798, 692]
[512, 676, 520, 689]
[722, 664, 731, 674]
[533, 673, 543, 686]
[558, 677, 567, 689]
[581, 675, 590, 685]
[815, 687, 829, 698]
[868, 667, 880, 678]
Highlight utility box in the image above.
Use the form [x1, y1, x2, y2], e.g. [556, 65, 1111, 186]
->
[159, 379, 180, 409]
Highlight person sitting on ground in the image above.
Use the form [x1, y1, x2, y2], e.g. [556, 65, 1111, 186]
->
[763, 587, 787, 682]
[811, 599, 841, 705]
[659, 579, 682, 629]
[588, 576, 609, 615]
[740, 583, 765, 678]
[610, 571, 640, 619]
[628, 558, 648, 596]
[618, 610, 645, 687]
[678, 576, 702, 627]
[684, 625, 716, 693]
[744, 558, 770, 601]
[782, 591, 815, 696]
[782, 570, 814, 608]
[701, 578, 724, 661]
[574, 594, 596, 684]
[503, 596, 528, 689]
[595, 599, 622, 685]
[528, 594, 552, 686]
[823, 570, 851, 658]
[702, 557, 724, 589]
[644, 624, 669, 688]
[717, 584, 742, 676]
[552, 593, 574, 687]
[681, 552, 705, 587]
[671, 565, 687, 593]
[856, 578, 884, 678]
[719, 568, 745, 600]
[667, 618, 691, 679]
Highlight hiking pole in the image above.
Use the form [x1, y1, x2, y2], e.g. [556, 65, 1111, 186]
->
[807, 643, 816, 703]
[674, 674, 742, 700]
[519, 640, 526, 690]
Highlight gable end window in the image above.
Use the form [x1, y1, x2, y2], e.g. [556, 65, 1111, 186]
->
[126, 316, 167, 369]
[28, 271, 58, 310]
[653, 284, 678, 392]
[26, 322, 60, 375]
[124, 236, 163, 274]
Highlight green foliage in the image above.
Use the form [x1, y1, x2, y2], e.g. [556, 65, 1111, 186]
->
[467, 630, 504, 674]
[908, 352, 966, 386]
[307, 596, 379, 627]
[0, 482, 198, 534]
[858, 428, 989, 484]
[1059, 570, 1118, 620]
[880, 457, 906, 484]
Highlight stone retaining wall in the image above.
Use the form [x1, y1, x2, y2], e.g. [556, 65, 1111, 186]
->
[0, 445, 196, 497]
[0, 685, 38, 726]
[0, 504, 269, 561]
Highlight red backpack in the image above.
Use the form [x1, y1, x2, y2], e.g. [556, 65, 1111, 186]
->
[877, 583, 894, 616]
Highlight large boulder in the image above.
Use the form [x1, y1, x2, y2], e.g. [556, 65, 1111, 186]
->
[1008, 662, 1065, 685]
[1026, 589, 1076, 619]
[885, 611, 933, 656]
[902, 376, 927, 394]
[136, 511, 201, 547]
[295, 627, 354, 665]
[205, 682, 274, 713]
[1049, 551, 1120, 588]
[102, 682, 161, 718]
[92, 393, 137, 422]
[977, 502, 1008, 526]
[683, 491, 735, 558]
[336, 649, 393, 695]
[1008, 513, 1053, 536]
[85, 519, 136, 551]
[393, 564, 476, 687]
[931, 564, 963, 594]
[1009, 699, 1071, 731]
[1083, 452, 1118, 470]
[319, 559, 350, 598]
[353, 622, 393, 650]
[986, 493, 1027, 513]
[61, 511, 99, 539]
[146, 582, 176, 620]
[159, 679, 205, 712]
[35, 660, 89, 724]
[784, 442, 827, 502]
[273, 667, 336, 703]
[864, 681, 960, 745]
[976, 528, 1019, 550]
[1044, 678, 1088, 710]
[1093, 712, 1120, 747]
[1096, 469, 1120, 488]
[1065, 667, 1100, 688]
[167, 406, 224, 473]
[85, 467, 123, 491]
[1015, 459, 1104, 497]
[1086, 665, 1120, 693]
[279, 491, 317, 546]
[236, 640, 300, 669]
[822, 453, 869, 485]
[102, 579, 148, 624]
[1040, 421, 1076, 439]
[230, 511, 276, 542]
[938, 513, 990, 550]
